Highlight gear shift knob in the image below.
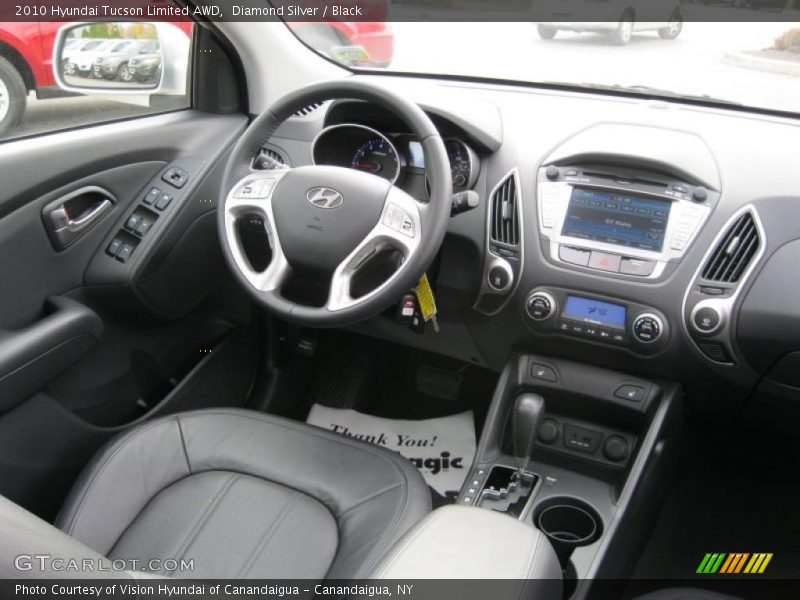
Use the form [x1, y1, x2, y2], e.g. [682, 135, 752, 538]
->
[512, 393, 545, 473]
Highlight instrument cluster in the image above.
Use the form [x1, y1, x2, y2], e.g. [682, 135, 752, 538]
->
[312, 123, 480, 193]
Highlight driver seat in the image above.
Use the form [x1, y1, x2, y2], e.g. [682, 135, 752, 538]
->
[0, 409, 431, 579]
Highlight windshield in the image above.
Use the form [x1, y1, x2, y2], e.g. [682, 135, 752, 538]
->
[290, 19, 800, 115]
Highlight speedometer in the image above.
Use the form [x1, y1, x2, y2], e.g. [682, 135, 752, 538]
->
[445, 138, 478, 191]
[351, 137, 401, 183]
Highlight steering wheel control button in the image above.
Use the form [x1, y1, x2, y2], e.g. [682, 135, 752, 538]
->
[143, 187, 162, 206]
[538, 419, 560, 445]
[693, 306, 722, 334]
[559, 246, 591, 267]
[614, 384, 646, 402]
[588, 251, 621, 273]
[383, 203, 415, 237]
[162, 167, 189, 189]
[620, 257, 656, 277]
[235, 179, 273, 200]
[526, 291, 555, 321]
[632, 314, 663, 343]
[602, 436, 630, 462]
[531, 363, 558, 383]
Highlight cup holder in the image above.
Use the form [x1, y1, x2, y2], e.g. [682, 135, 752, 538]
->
[534, 497, 603, 568]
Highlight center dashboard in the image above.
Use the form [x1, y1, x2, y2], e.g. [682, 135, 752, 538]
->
[263, 84, 800, 419]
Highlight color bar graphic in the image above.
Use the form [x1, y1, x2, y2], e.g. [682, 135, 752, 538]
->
[697, 552, 773, 574]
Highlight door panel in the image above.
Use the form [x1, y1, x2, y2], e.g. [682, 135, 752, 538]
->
[0, 109, 253, 518]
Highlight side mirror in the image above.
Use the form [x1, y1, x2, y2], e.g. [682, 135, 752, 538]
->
[53, 22, 190, 96]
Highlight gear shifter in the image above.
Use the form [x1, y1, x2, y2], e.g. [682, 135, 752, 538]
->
[512, 393, 545, 476]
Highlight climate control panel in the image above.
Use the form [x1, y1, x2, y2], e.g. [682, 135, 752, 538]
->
[523, 286, 669, 354]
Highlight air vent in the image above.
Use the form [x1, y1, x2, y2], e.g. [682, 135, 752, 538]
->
[490, 171, 520, 247]
[294, 102, 322, 117]
[701, 210, 760, 283]
[253, 146, 289, 170]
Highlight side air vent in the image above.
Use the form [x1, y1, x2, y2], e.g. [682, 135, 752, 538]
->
[490, 171, 520, 248]
[253, 146, 289, 170]
[294, 102, 322, 117]
[701, 210, 760, 283]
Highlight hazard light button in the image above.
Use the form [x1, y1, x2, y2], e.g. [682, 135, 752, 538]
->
[588, 251, 621, 273]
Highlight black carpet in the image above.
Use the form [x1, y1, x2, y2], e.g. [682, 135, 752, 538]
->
[632, 420, 800, 579]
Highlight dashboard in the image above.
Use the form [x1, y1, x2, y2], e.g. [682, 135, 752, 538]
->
[261, 79, 800, 421]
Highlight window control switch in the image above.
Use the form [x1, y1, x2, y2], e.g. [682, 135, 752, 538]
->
[155, 194, 173, 211]
[134, 219, 152, 237]
[115, 243, 134, 263]
[124, 215, 142, 232]
[106, 238, 123, 257]
[143, 187, 162, 206]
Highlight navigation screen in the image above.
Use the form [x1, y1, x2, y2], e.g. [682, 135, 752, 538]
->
[561, 188, 671, 252]
[563, 295, 626, 329]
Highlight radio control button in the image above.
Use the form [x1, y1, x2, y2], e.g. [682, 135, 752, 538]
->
[670, 239, 688, 251]
[620, 257, 656, 277]
[559, 246, 591, 267]
[588, 251, 621, 272]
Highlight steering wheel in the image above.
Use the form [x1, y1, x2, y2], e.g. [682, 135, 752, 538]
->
[218, 80, 452, 327]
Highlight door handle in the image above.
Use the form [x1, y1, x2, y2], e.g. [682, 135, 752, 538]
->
[42, 186, 115, 250]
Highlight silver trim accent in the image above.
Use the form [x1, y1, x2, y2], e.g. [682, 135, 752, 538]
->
[223, 170, 292, 294]
[680, 205, 767, 365]
[631, 313, 664, 344]
[474, 167, 524, 315]
[306, 187, 344, 209]
[327, 186, 422, 312]
[311, 123, 401, 185]
[486, 260, 514, 293]
[689, 300, 725, 336]
[537, 177, 712, 279]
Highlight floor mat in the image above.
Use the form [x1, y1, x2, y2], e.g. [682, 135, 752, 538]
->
[632, 422, 800, 579]
[307, 404, 476, 504]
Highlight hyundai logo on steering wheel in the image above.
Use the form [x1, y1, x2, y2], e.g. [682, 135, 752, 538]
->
[307, 187, 344, 209]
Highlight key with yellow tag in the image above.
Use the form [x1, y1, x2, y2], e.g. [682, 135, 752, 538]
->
[415, 273, 440, 333]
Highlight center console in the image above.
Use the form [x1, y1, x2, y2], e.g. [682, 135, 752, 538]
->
[459, 354, 682, 597]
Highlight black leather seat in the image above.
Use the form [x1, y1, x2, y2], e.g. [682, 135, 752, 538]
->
[2, 409, 431, 579]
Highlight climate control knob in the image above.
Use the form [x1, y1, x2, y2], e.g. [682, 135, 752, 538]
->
[526, 291, 556, 321]
[631, 313, 664, 343]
